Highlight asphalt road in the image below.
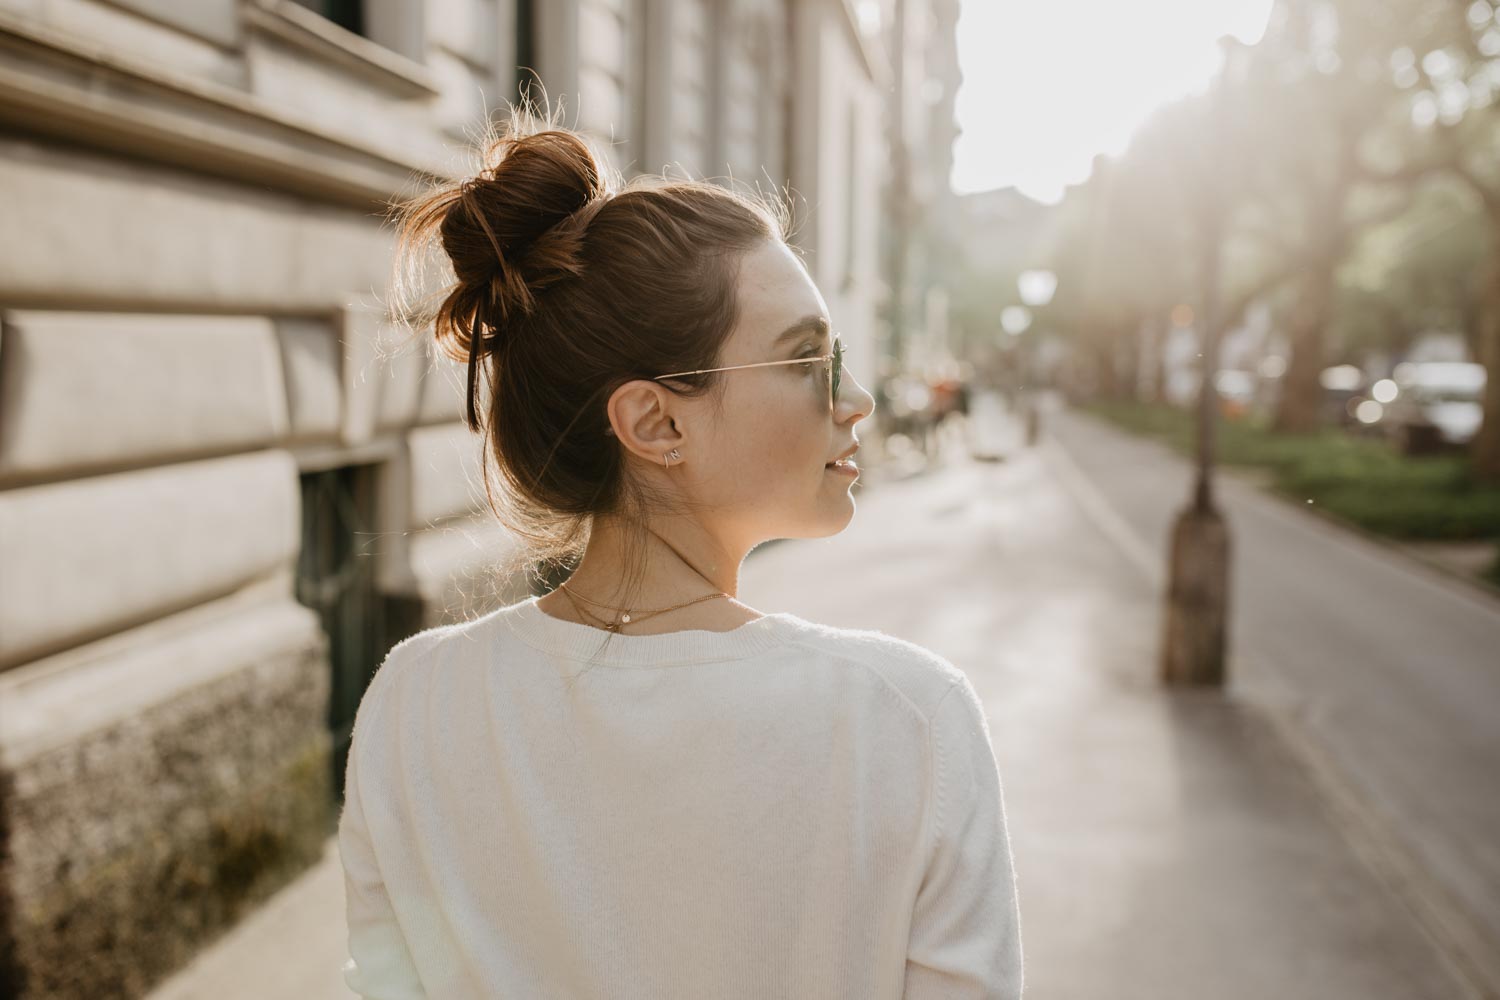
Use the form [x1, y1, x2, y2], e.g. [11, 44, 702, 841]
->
[1036, 397, 1500, 998]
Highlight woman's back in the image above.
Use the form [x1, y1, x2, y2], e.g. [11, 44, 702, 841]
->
[339, 596, 1023, 998]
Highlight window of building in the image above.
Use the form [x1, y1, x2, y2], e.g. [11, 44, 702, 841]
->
[516, 0, 539, 102]
[289, 0, 364, 38]
[294, 463, 401, 805]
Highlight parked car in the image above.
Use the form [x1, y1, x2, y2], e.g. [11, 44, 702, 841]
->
[1378, 361, 1486, 455]
[1319, 364, 1368, 428]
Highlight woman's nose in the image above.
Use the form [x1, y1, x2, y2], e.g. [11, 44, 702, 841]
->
[838, 373, 876, 423]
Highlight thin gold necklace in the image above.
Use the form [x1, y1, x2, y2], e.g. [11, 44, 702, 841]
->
[557, 580, 730, 633]
[557, 588, 632, 632]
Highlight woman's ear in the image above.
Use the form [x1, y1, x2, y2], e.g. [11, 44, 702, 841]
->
[607, 379, 687, 462]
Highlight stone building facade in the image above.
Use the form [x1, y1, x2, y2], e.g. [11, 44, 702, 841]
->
[875, 0, 961, 372]
[0, 0, 946, 995]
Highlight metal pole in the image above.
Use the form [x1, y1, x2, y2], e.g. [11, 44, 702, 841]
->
[1194, 205, 1224, 512]
[1160, 38, 1239, 687]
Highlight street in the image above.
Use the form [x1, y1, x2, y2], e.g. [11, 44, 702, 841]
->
[1039, 398, 1500, 997]
[151, 392, 1486, 1000]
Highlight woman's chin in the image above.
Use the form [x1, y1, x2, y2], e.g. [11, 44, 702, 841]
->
[818, 494, 858, 529]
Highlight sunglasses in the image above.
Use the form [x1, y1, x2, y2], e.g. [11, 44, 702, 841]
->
[653, 336, 845, 411]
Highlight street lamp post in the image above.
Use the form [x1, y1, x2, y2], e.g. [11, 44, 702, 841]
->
[1160, 37, 1248, 687]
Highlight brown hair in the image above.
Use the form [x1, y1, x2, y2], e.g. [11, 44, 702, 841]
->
[387, 98, 793, 662]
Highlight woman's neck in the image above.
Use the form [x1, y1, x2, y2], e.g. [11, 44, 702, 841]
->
[534, 514, 762, 634]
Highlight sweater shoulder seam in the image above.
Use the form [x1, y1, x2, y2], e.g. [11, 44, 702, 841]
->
[775, 631, 952, 726]
[926, 678, 966, 848]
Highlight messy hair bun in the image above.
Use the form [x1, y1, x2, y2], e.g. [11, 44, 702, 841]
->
[399, 116, 614, 429]
[387, 97, 791, 618]
[453, 129, 609, 314]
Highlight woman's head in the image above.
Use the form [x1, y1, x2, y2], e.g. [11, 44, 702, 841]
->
[389, 101, 874, 601]
[636, 237, 875, 555]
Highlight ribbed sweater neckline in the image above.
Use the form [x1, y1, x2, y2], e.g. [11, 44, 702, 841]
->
[503, 594, 799, 666]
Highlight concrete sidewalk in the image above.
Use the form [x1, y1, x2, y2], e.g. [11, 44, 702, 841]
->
[148, 393, 1474, 999]
[147, 835, 354, 1000]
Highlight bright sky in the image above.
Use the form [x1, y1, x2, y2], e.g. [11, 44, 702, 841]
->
[951, 0, 1276, 203]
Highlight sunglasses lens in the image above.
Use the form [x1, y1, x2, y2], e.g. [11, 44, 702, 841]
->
[831, 340, 842, 409]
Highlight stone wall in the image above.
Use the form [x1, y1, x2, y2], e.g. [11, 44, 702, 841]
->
[1, 602, 329, 997]
[0, 5, 518, 988]
[0, 0, 899, 994]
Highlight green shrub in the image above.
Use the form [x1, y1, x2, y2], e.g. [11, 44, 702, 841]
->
[1292, 485, 1500, 540]
[1082, 400, 1500, 541]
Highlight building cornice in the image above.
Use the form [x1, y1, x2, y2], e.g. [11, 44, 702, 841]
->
[242, 0, 439, 98]
[835, 0, 888, 89]
[0, 10, 452, 210]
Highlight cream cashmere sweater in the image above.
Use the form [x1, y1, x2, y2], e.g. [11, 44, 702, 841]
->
[338, 595, 1023, 998]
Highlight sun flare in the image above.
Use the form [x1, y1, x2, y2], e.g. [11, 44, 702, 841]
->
[952, 0, 1275, 202]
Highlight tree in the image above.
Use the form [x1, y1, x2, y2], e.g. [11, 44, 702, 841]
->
[1349, 0, 1500, 477]
[1335, 174, 1488, 363]
[1042, 48, 1310, 407]
[1040, 126, 1200, 401]
[1233, 0, 1424, 432]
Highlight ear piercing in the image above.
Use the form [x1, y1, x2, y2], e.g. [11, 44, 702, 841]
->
[601, 428, 678, 467]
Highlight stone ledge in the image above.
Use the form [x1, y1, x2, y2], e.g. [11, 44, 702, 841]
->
[0, 593, 321, 763]
[0, 601, 331, 997]
[0, 11, 448, 209]
[242, 0, 439, 99]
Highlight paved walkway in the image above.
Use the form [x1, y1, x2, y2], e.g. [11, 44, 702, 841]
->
[148, 393, 1476, 999]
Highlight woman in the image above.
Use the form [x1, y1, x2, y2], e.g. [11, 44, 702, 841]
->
[339, 103, 1023, 998]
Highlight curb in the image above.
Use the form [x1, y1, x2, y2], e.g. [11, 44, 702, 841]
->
[1215, 464, 1500, 606]
[1072, 409, 1500, 607]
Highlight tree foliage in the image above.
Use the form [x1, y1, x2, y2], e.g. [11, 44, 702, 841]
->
[1030, 0, 1500, 477]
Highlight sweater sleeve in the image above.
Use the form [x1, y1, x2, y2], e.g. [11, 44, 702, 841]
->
[338, 671, 427, 999]
[904, 676, 1024, 999]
